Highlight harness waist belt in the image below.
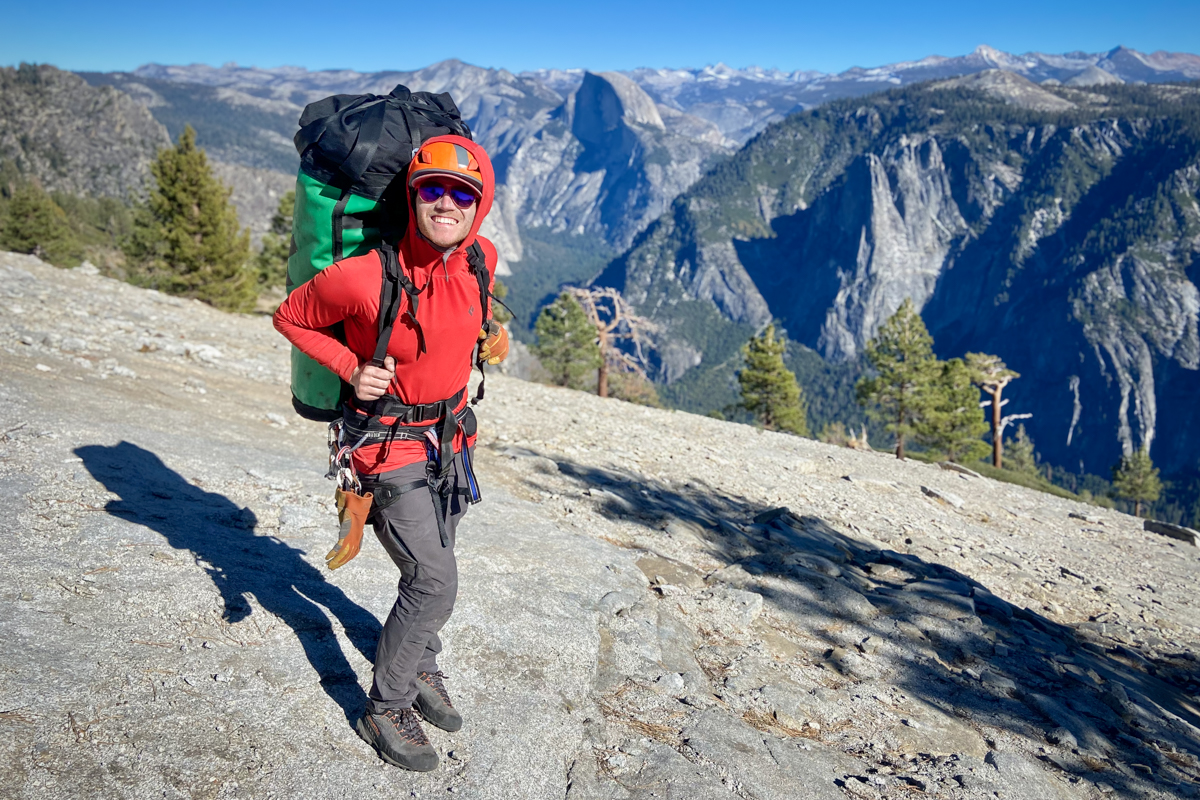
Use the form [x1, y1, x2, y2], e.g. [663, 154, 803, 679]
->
[355, 387, 466, 424]
[342, 389, 468, 444]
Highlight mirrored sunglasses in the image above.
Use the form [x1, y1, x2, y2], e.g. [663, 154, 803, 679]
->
[416, 182, 479, 209]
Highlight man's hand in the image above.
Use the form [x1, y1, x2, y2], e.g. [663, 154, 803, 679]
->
[350, 356, 395, 401]
[478, 322, 509, 365]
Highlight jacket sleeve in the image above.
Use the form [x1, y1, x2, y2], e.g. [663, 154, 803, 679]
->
[272, 255, 378, 382]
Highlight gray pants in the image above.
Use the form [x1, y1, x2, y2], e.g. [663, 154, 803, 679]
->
[366, 450, 472, 712]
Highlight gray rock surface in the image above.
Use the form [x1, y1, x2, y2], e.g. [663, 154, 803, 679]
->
[2, 250, 1199, 798]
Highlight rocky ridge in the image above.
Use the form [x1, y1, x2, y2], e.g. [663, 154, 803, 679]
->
[82, 44, 1200, 262]
[1, 65, 299, 247]
[1, 249, 1198, 799]
[599, 77, 1200, 480]
[0, 64, 168, 200]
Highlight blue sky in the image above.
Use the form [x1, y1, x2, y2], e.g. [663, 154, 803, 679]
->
[3, 0, 1198, 75]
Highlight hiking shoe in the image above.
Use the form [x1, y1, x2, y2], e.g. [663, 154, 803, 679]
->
[355, 707, 438, 771]
[413, 670, 463, 732]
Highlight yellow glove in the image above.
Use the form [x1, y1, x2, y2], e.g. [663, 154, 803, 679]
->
[326, 487, 374, 570]
[478, 321, 509, 365]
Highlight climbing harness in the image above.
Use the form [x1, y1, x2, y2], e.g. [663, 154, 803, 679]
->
[318, 234, 500, 568]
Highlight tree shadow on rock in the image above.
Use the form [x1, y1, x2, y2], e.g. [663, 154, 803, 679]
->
[550, 458, 1200, 797]
[77, 441, 381, 724]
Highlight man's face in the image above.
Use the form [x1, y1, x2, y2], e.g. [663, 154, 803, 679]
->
[413, 180, 478, 249]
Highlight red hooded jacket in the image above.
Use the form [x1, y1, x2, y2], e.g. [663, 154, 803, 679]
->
[273, 135, 497, 474]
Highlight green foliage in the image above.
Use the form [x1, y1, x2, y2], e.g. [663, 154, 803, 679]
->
[607, 371, 663, 407]
[917, 357, 989, 463]
[0, 182, 83, 266]
[125, 125, 255, 313]
[255, 189, 294, 289]
[533, 293, 602, 390]
[1003, 424, 1041, 478]
[738, 323, 810, 436]
[968, 461, 1080, 501]
[856, 299, 938, 457]
[490, 280, 513, 325]
[1112, 447, 1163, 516]
[502, 226, 615, 338]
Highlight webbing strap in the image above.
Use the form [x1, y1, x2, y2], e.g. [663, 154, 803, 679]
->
[332, 191, 351, 262]
[362, 478, 427, 513]
[361, 387, 467, 424]
[466, 242, 491, 405]
[341, 392, 468, 444]
[374, 243, 426, 365]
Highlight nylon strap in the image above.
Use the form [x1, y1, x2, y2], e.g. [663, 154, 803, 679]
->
[466, 242, 491, 405]
[332, 190, 351, 262]
[374, 243, 427, 365]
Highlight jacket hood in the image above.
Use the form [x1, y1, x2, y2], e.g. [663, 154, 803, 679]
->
[403, 134, 494, 262]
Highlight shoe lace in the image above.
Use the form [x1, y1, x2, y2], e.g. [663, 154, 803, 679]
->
[381, 707, 430, 745]
[419, 670, 454, 708]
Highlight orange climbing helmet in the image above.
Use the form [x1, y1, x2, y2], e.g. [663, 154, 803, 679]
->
[408, 138, 483, 194]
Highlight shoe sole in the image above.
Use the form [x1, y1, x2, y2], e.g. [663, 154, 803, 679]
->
[355, 717, 439, 772]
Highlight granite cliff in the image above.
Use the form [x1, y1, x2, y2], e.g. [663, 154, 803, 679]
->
[598, 75, 1200, 485]
[78, 45, 1200, 273]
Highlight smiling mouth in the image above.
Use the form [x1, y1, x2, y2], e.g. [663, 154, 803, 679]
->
[432, 215, 459, 226]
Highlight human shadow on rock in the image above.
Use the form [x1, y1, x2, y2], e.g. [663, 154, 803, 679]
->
[77, 441, 381, 724]
[547, 456, 1200, 797]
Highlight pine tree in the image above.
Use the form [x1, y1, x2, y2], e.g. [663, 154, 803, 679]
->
[917, 357, 989, 462]
[856, 299, 938, 458]
[966, 353, 1020, 468]
[127, 126, 255, 312]
[0, 182, 83, 267]
[1112, 447, 1162, 517]
[738, 323, 809, 436]
[533, 293, 602, 390]
[255, 189, 293, 288]
[1004, 424, 1040, 477]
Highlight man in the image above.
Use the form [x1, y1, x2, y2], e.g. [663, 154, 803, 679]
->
[273, 135, 509, 771]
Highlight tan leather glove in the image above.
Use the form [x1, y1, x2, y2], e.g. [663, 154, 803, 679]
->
[326, 486, 374, 570]
[478, 320, 509, 365]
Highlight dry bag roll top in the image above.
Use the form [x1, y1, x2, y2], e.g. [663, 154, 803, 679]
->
[287, 85, 472, 421]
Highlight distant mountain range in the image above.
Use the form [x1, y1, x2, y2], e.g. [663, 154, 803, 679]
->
[76, 44, 1200, 271]
[598, 72, 1200, 501]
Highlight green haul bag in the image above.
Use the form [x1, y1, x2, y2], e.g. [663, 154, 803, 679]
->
[285, 172, 384, 420]
[285, 84, 472, 422]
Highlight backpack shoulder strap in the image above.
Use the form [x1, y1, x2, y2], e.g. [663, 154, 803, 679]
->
[466, 242, 493, 406]
[465, 242, 490, 323]
[373, 242, 430, 366]
[372, 244, 402, 367]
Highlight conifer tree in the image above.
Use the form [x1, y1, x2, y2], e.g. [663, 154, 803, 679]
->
[1004, 424, 1040, 477]
[1112, 447, 1162, 517]
[917, 357, 989, 462]
[256, 189, 293, 288]
[738, 323, 809, 436]
[856, 299, 937, 458]
[0, 182, 83, 267]
[966, 353, 1020, 468]
[533, 293, 602, 390]
[127, 126, 255, 312]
